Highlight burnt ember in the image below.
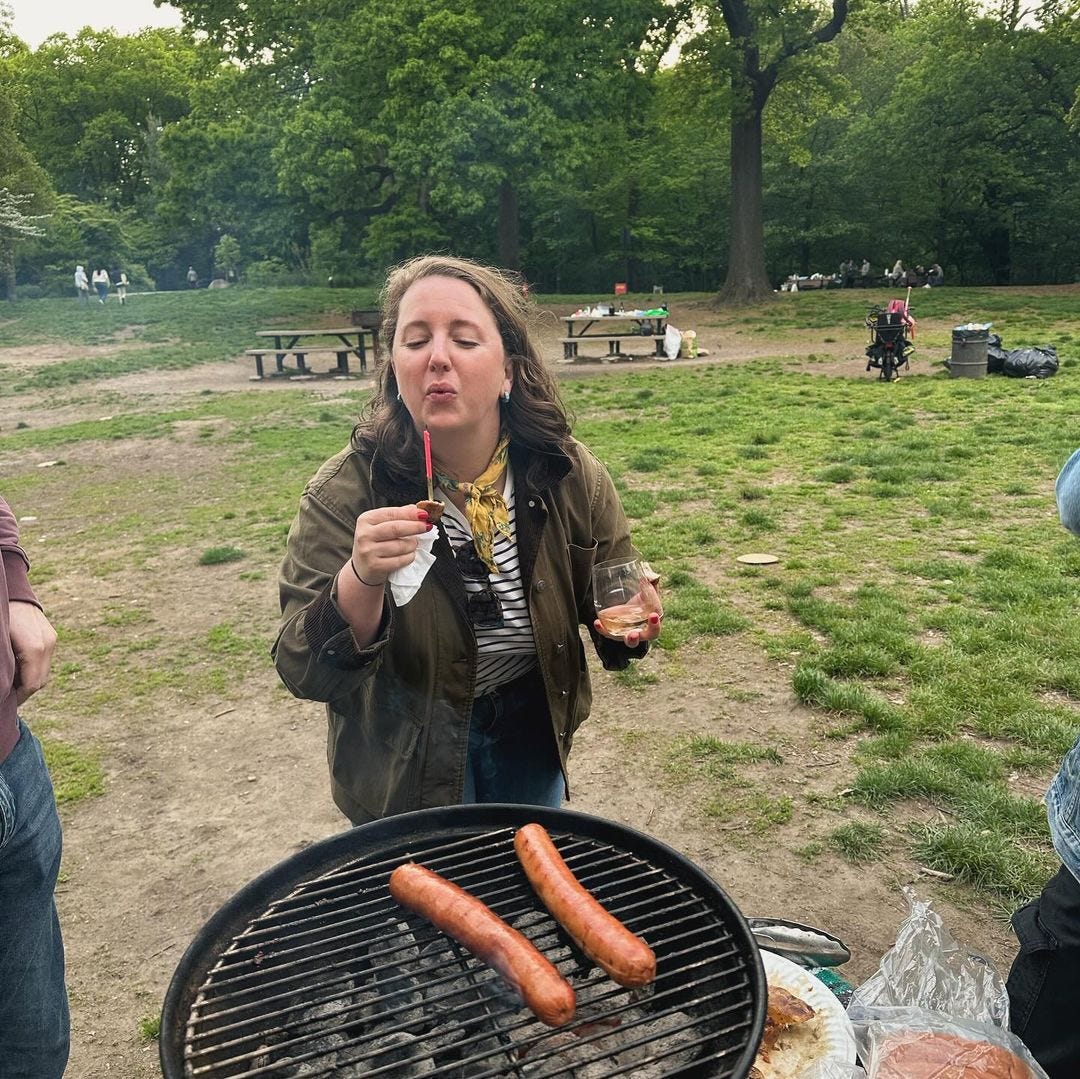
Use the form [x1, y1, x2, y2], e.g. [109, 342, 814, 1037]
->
[165, 809, 764, 1078]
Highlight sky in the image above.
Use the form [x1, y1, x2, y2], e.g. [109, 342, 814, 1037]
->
[10, 0, 184, 48]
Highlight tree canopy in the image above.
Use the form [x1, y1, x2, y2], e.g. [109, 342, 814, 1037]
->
[2, 0, 1078, 298]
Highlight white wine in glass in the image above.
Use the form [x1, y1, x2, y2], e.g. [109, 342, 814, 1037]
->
[592, 557, 656, 637]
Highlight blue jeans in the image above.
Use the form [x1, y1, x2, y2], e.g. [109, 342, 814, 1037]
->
[1056, 448, 1080, 537]
[0, 720, 69, 1078]
[1047, 732, 1080, 884]
[463, 667, 565, 808]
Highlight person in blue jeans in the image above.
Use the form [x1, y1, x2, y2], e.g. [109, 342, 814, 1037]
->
[0, 496, 68, 1078]
[1006, 447, 1080, 1078]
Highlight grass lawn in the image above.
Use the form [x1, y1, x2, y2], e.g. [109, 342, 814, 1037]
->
[3, 283, 1079, 918]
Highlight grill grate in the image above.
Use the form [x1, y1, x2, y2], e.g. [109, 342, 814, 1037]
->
[167, 809, 763, 1078]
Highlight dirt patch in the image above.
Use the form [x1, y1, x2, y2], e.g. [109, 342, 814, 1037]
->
[7, 301, 1022, 1078]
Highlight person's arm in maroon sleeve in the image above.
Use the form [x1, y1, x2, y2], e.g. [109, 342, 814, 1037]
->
[1, 497, 57, 704]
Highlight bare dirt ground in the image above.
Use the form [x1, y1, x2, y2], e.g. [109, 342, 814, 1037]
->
[6, 299, 1015, 1078]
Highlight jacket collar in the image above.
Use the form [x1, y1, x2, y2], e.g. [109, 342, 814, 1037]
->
[369, 438, 572, 504]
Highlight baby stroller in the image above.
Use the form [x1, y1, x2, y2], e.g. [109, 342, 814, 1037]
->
[864, 296, 915, 381]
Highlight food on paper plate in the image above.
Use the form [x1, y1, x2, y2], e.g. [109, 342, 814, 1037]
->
[514, 822, 657, 988]
[388, 861, 576, 1027]
[416, 499, 444, 523]
[876, 1031, 1036, 1078]
[750, 984, 821, 1079]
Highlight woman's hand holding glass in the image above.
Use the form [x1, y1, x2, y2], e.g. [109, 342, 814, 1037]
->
[591, 557, 663, 646]
[348, 505, 434, 587]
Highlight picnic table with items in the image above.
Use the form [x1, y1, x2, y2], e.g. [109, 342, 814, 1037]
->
[560, 304, 670, 361]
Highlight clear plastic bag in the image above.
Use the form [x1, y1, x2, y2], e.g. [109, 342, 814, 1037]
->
[847, 888, 1047, 1078]
[802, 1061, 866, 1079]
[855, 1009, 1046, 1078]
[847, 888, 1008, 1025]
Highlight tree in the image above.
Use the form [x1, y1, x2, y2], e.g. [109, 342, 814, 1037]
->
[699, 0, 851, 303]
[0, 187, 47, 299]
[213, 233, 241, 279]
[0, 39, 52, 299]
[7, 28, 199, 206]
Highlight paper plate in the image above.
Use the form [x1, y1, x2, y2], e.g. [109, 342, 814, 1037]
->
[754, 950, 857, 1079]
[737, 552, 780, 565]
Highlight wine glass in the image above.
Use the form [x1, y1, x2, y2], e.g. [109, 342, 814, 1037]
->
[592, 557, 661, 638]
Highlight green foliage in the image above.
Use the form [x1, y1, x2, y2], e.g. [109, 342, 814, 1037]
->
[4, 3, 1080, 291]
[42, 737, 105, 806]
[138, 1013, 161, 1042]
[198, 546, 244, 565]
[828, 821, 886, 864]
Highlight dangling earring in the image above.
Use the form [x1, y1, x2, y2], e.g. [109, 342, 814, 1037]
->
[501, 389, 511, 403]
[396, 391, 403, 402]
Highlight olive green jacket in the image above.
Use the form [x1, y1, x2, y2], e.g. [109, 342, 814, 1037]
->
[272, 437, 646, 824]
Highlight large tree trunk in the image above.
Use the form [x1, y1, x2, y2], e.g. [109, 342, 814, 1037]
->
[712, 0, 848, 306]
[497, 179, 520, 270]
[719, 109, 771, 304]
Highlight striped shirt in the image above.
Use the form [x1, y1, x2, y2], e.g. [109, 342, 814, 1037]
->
[437, 464, 537, 696]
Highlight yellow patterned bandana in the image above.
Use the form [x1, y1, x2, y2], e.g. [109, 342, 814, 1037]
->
[435, 435, 511, 574]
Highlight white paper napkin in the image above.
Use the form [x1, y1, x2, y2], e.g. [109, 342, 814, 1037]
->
[389, 527, 437, 606]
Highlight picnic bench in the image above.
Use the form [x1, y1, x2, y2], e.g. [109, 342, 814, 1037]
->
[246, 326, 377, 380]
[561, 311, 669, 362]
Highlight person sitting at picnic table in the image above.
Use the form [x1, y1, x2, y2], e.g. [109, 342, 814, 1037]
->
[927, 262, 944, 287]
[273, 254, 662, 826]
[1006, 447, 1080, 1079]
[889, 259, 905, 284]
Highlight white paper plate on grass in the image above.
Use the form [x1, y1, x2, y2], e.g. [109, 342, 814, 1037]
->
[753, 950, 857, 1079]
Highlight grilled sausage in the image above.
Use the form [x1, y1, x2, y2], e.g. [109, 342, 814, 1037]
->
[388, 862, 576, 1027]
[514, 823, 657, 988]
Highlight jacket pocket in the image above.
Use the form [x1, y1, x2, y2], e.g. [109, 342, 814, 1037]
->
[1007, 896, 1055, 1035]
[566, 540, 598, 606]
[0, 770, 14, 852]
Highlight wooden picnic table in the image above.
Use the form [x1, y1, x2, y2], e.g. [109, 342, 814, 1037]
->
[561, 312, 669, 361]
[247, 326, 378, 379]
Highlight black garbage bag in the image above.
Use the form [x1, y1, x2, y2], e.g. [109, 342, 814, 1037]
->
[987, 333, 1007, 375]
[1002, 346, 1059, 379]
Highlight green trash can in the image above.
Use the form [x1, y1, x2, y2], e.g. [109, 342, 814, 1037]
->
[950, 324, 991, 379]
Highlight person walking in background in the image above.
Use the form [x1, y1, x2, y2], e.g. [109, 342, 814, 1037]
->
[114, 271, 128, 305]
[0, 496, 69, 1078]
[91, 267, 110, 304]
[1006, 447, 1080, 1078]
[186, 265, 198, 288]
[73, 265, 89, 303]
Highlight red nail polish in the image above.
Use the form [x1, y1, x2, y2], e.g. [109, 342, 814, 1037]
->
[426, 523, 433, 532]
[417, 510, 430, 522]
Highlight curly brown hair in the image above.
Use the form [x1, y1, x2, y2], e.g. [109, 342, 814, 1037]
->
[353, 255, 572, 492]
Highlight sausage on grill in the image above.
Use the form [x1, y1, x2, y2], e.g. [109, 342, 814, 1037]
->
[514, 823, 657, 988]
[388, 861, 576, 1027]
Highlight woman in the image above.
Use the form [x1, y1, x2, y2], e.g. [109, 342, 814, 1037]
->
[91, 268, 110, 304]
[274, 255, 661, 825]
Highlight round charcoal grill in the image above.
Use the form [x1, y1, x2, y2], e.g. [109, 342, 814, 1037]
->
[161, 805, 766, 1078]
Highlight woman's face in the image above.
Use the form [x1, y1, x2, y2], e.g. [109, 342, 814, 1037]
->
[392, 275, 511, 440]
